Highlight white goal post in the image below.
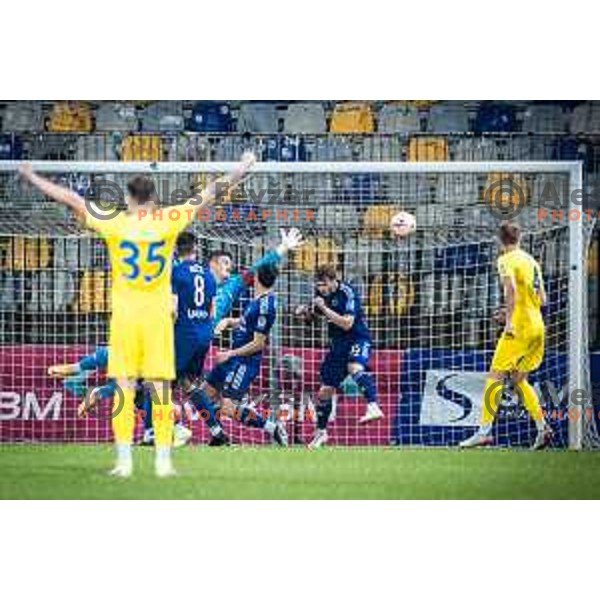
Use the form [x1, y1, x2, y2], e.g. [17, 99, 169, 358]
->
[0, 160, 592, 449]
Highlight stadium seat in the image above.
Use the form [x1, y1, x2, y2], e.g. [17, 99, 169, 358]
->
[75, 134, 119, 161]
[378, 102, 421, 133]
[359, 135, 404, 161]
[330, 102, 375, 133]
[283, 102, 327, 133]
[6, 237, 51, 270]
[390, 275, 415, 316]
[237, 102, 279, 133]
[427, 102, 471, 133]
[260, 135, 307, 162]
[362, 205, 399, 238]
[316, 204, 360, 230]
[0, 134, 23, 159]
[365, 274, 384, 316]
[343, 239, 385, 276]
[140, 102, 184, 132]
[453, 137, 501, 161]
[408, 137, 449, 161]
[1, 101, 44, 132]
[76, 271, 110, 313]
[28, 134, 74, 160]
[521, 103, 566, 133]
[483, 173, 530, 209]
[474, 102, 516, 133]
[436, 173, 479, 207]
[292, 238, 341, 272]
[0, 272, 15, 310]
[570, 102, 600, 133]
[187, 102, 233, 133]
[121, 135, 164, 161]
[47, 102, 93, 133]
[95, 102, 138, 132]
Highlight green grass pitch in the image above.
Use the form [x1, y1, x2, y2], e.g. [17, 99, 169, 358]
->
[1, 444, 599, 499]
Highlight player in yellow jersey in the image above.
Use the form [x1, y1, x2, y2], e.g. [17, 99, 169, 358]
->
[19, 152, 256, 476]
[460, 221, 553, 450]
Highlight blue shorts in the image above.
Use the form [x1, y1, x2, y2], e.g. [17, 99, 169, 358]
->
[175, 328, 212, 382]
[205, 355, 261, 401]
[320, 338, 372, 389]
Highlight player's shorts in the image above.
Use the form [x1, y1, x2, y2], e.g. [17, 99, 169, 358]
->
[205, 355, 261, 401]
[175, 327, 212, 382]
[491, 328, 545, 373]
[108, 304, 175, 381]
[320, 338, 372, 389]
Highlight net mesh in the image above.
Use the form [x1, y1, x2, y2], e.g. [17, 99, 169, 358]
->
[0, 162, 595, 448]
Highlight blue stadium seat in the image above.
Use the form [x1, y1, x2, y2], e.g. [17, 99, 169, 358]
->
[261, 135, 306, 162]
[187, 102, 233, 133]
[0, 134, 23, 159]
[474, 102, 516, 133]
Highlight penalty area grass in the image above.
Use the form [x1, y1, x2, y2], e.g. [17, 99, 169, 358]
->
[0, 444, 599, 499]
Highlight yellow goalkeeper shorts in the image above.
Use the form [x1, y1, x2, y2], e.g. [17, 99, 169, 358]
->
[491, 327, 545, 374]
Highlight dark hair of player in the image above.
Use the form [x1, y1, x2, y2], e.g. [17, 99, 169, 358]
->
[127, 175, 156, 204]
[315, 264, 337, 282]
[256, 263, 279, 288]
[176, 231, 197, 256]
[498, 221, 521, 246]
[208, 249, 234, 263]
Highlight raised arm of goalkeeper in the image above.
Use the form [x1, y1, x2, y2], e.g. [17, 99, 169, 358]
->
[214, 228, 304, 326]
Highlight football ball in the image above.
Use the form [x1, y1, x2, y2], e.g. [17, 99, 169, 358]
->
[390, 211, 416, 237]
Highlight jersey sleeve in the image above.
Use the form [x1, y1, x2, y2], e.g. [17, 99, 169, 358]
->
[340, 285, 358, 317]
[497, 255, 515, 279]
[215, 275, 245, 323]
[255, 298, 276, 335]
[250, 249, 282, 274]
[79, 346, 109, 371]
[84, 210, 121, 238]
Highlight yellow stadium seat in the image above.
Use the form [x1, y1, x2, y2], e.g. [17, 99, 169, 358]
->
[483, 173, 530, 209]
[330, 102, 375, 133]
[390, 275, 415, 316]
[6, 237, 50, 270]
[408, 137, 449, 161]
[366, 275, 384, 317]
[47, 102, 93, 133]
[121, 135, 164, 161]
[76, 271, 110, 313]
[292, 238, 340, 272]
[363, 205, 399, 238]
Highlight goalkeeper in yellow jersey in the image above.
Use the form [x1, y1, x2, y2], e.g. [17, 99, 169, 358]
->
[460, 221, 553, 450]
[19, 152, 256, 477]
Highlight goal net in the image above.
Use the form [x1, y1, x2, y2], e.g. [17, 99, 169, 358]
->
[0, 160, 595, 449]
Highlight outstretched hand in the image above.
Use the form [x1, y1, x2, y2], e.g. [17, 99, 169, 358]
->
[279, 228, 304, 253]
[18, 164, 34, 181]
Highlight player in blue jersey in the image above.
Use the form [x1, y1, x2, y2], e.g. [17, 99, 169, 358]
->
[297, 264, 383, 449]
[191, 262, 288, 446]
[55, 229, 303, 446]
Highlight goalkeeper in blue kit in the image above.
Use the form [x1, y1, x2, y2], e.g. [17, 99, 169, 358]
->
[51, 228, 304, 445]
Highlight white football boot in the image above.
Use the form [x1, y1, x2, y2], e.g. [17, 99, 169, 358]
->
[358, 403, 384, 425]
[532, 426, 553, 450]
[308, 429, 328, 449]
[173, 423, 193, 448]
[459, 431, 494, 449]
